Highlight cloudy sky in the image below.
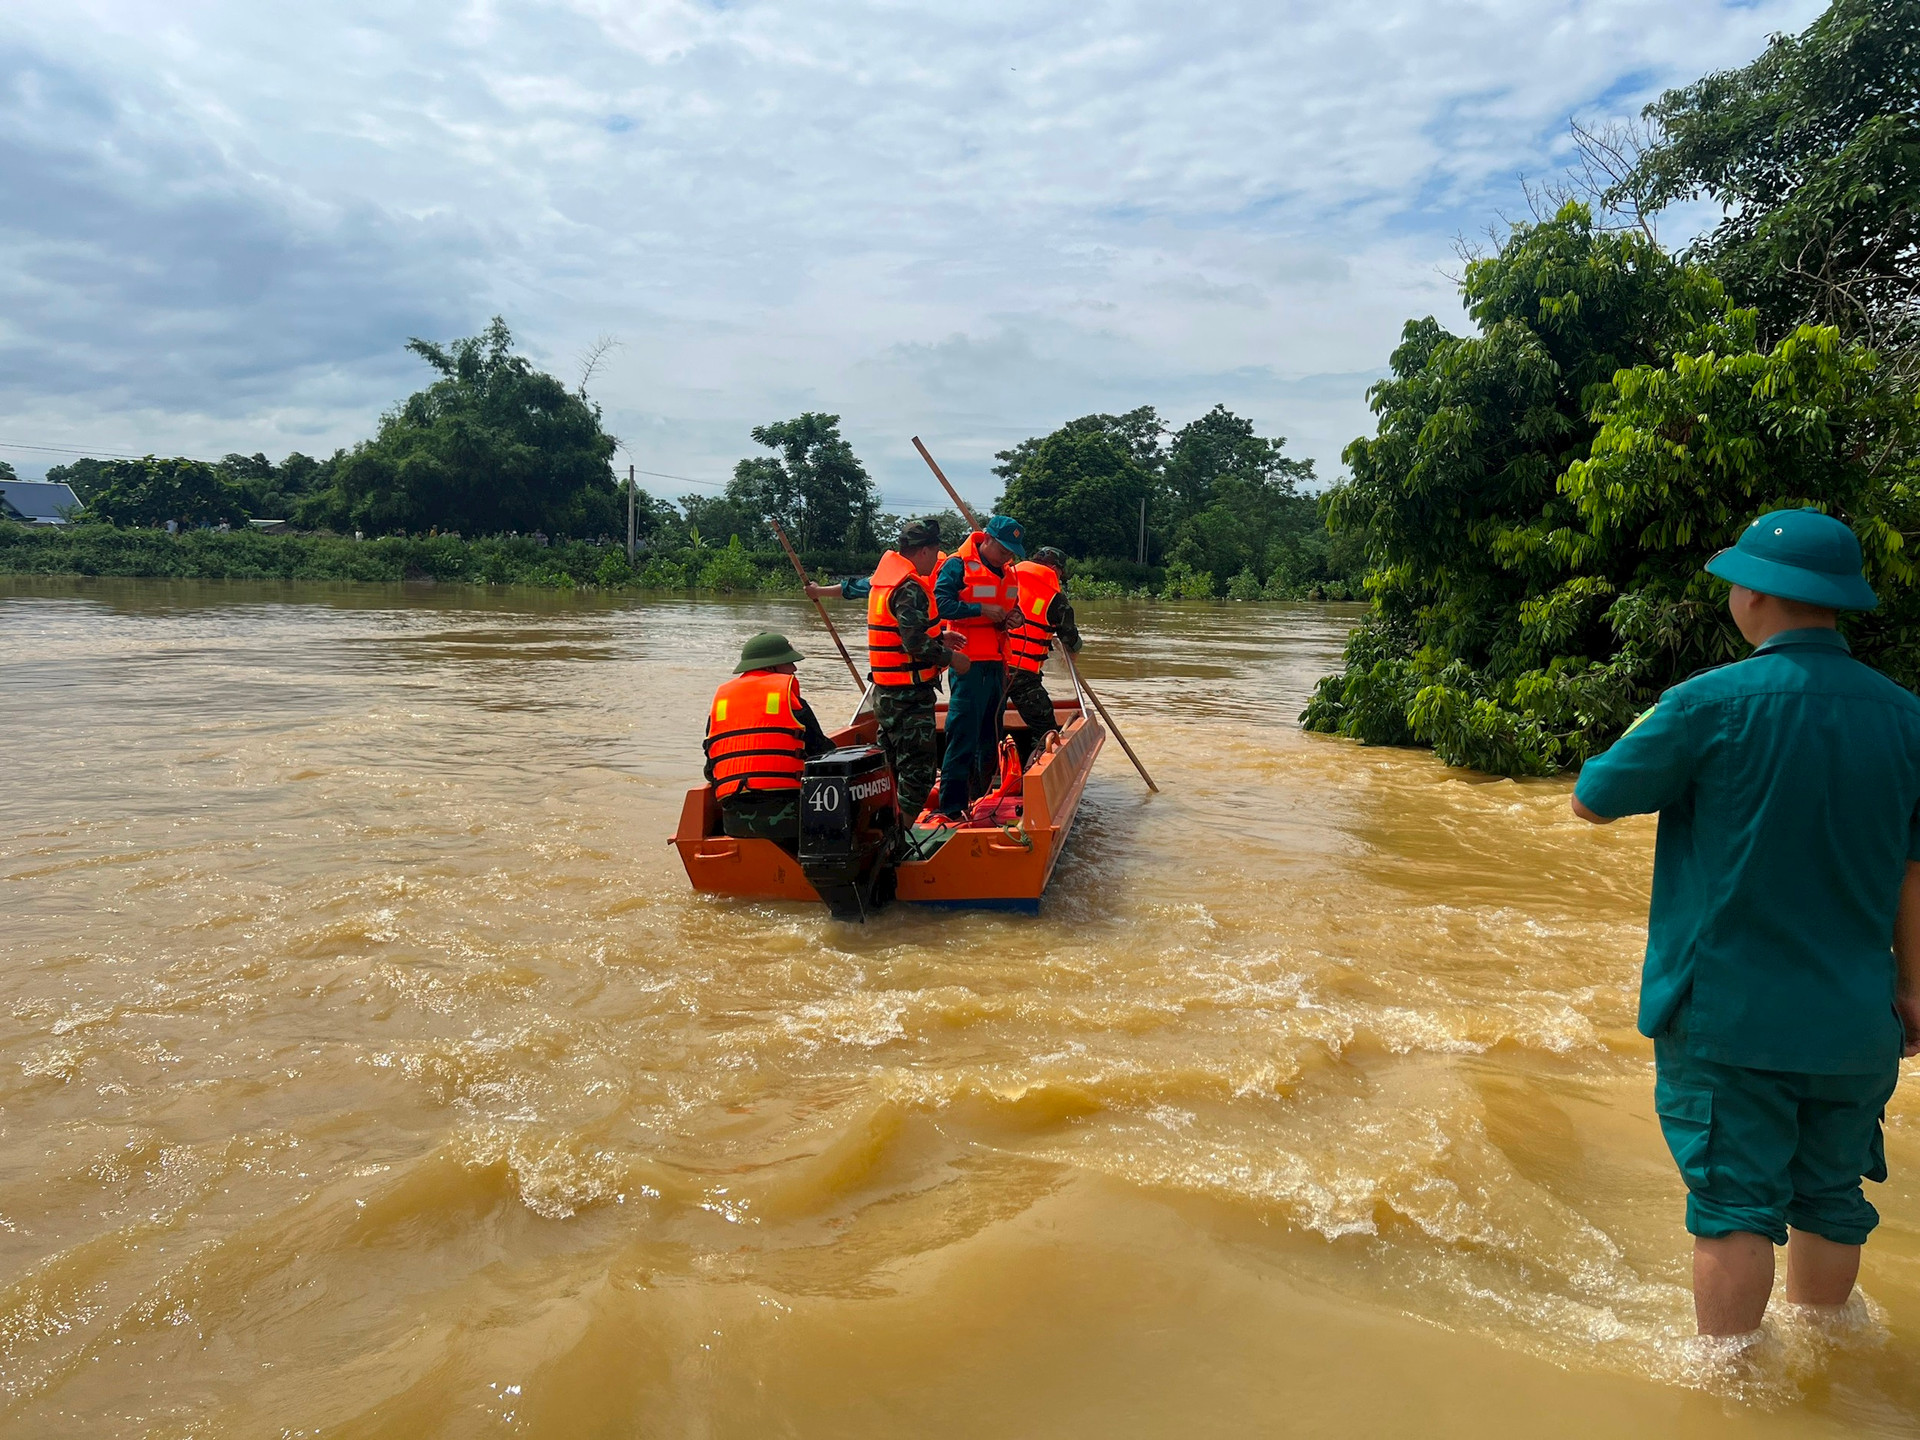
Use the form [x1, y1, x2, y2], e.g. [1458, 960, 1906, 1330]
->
[0, 0, 1822, 508]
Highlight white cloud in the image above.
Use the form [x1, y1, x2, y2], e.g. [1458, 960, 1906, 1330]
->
[0, 0, 1826, 496]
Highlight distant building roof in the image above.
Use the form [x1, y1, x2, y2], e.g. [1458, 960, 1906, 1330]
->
[0, 480, 84, 525]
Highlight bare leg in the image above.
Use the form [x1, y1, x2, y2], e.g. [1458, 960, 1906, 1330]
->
[1694, 1233, 1775, 1336]
[1784, 1229, 1860, 1308]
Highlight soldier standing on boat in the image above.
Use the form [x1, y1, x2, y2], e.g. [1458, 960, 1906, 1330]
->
[1005, 546, 1081, 759]
[1572, 510, 1920, 1338]
[860, 519, 967, 821]
[929, 514, 1026, 824]
[702, 632, 835, 847]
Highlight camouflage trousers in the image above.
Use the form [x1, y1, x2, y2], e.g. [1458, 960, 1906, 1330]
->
[720, 791, 800, 847]
[1005, 668, 1058, 760]
[874, 682, 941, 821]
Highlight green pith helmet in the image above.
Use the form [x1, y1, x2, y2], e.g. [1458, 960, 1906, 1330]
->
[1705, 509, 1879, 611]
[735, 632, 806, 673]
[1032, 546, 1067, 570]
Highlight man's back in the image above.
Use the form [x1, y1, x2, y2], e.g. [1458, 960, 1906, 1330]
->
[1576, 628, 1920, 1073]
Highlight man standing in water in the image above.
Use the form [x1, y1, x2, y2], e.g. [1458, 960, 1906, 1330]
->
[929, 514, 1026, 824]
[1572, 510, 1920, 1338]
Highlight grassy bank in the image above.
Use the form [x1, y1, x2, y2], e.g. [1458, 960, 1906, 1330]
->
[0, 524, 1360, 600]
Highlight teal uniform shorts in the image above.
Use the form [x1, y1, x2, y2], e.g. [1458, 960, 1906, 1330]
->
[1654, 1038, 1898, 1246]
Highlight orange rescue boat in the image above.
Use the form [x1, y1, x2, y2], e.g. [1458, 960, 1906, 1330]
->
[672, 691, 1105, 916]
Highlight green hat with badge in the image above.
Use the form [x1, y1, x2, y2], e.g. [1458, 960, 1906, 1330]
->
[1705, 509, 1879, 611]
[983, 514, 1027, 560]
[735, 631, 806, 673]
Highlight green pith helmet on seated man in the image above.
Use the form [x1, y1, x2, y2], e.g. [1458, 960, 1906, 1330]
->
[1705, 508, 1879, 611]
[735, 632, 806, 673]
[1032, 546, 1067, 571]
[983, 514, 1026, 559]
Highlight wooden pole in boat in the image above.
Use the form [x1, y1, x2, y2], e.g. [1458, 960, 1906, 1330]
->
[768, 517, 865, 692]
[910, 436, 1158, 794]
[911, 437, 976, 528]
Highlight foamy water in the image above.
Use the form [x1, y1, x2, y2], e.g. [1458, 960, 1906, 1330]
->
[2, 579, 1915, 1437]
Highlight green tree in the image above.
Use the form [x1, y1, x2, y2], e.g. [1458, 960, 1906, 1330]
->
[1623, 0, 1919, 358]
[676, 491, 764, 547]
[997, 419, 1158, 560]
[1303, 205, 1727, 773]
[1161, 406, 1321, 591]
[217, 451, 333, 519]
[724, 412, 878, 552]
[298, 318, 619, 537]
[82, 457, 252, 528]
[1563, 315, 1920, 688]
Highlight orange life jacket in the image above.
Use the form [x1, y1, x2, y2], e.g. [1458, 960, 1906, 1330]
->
[867, 550, 943, 687]
[1006, 560, 1064, 674]
[703, 670, 806, 801]
[946, 533, 1019, 663]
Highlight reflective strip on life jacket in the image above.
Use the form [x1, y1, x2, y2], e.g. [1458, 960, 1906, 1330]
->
[1006, 560, 1063, 674]
[702, 670, 805, 800]
[946, 533, 1019, 663]
[867, 550, 943, 687]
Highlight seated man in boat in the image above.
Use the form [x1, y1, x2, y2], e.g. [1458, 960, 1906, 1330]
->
[929, 514, 1026, 825]
[1005, 545, 1081, 759]
[702, 632, 835, 847]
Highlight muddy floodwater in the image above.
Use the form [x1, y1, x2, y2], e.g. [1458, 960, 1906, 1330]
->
[2, 577, 1916, 1438]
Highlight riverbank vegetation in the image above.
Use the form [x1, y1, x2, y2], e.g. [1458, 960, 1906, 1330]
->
[1304, 0, 1920, 776]
[15, 320, 1365, 599]
[993, 404, 1367, 599]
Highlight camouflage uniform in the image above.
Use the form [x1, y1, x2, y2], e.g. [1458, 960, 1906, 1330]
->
[872, 560, 948, 820]
[1006, 590, 1081, 755]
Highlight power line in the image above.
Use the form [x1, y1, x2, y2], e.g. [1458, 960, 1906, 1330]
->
[0, 439, 156, 459]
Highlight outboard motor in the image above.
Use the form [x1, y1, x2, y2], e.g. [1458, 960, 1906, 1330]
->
[798, 745, 899, 921]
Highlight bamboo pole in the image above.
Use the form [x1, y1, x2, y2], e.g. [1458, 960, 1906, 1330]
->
[909, 435, 1158, 794]
[768, 517, 865, 691]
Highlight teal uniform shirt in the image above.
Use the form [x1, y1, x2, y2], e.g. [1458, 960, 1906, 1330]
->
[1574, 628, 1920, 1075]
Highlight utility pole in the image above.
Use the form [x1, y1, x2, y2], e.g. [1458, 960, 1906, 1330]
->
[1137, 497, 1147, 566]
[627, 464, 637, 564]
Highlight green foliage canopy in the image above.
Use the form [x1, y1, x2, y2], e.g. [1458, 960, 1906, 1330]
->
[997, 418, 1158, 561]
[1305, 203, 1920, 774]
[992, 404, 1357, 597]
[723, 412, 879, 552]
[1305, 206, 1732, 772]
[1624, 0, 1919, 355]
[298, 318, 620, 537]
[82, 457, 252, 529]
